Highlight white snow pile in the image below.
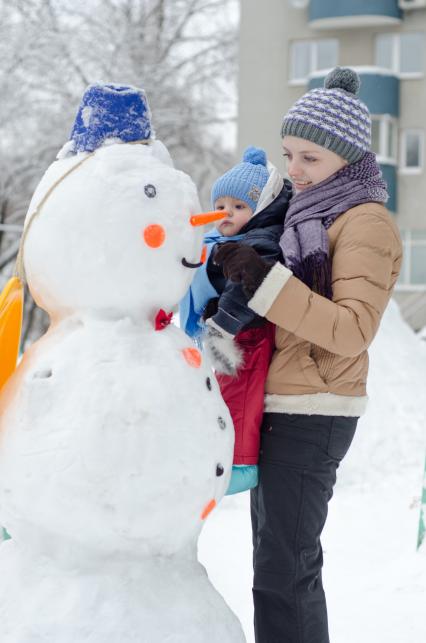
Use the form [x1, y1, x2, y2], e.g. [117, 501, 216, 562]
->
[340, 298, 426, 487]
[200, 298, 426, 643]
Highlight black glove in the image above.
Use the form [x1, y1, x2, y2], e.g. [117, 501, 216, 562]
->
[202, 297, 219, 321]
[214, 243, 273, 298]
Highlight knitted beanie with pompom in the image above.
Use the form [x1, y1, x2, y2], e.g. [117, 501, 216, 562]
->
[281, 67, 371, 163]
[211, 146, 269, 212]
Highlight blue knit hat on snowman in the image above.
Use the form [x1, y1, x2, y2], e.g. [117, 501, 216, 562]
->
[62, 83, 153, 156]
[211, 147, 269, 213]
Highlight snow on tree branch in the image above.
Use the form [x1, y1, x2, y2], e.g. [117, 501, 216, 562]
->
[0, 0, 238, 342]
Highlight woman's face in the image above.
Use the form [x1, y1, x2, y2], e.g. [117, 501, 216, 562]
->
[282, 136, 348, 193]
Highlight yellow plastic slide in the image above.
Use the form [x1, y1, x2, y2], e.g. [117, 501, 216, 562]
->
[0, 277, 23, 393]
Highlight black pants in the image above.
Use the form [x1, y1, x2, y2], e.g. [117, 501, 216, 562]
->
[251, 413, 357, 643]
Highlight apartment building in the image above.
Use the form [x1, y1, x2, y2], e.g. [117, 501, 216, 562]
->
[238, 0, 426, 328]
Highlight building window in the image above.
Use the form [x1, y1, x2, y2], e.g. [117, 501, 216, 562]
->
[375, 33, 425, 77]
[371, 116, 397, 163]
[399, 230, 426, 287]
[289, 39, 338, 83]
[400, 130, 424, 172]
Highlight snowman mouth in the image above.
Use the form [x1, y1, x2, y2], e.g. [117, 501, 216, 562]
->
[182, 257, 203, 269]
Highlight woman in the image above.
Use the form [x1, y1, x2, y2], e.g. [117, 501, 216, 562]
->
[214, 67, 403, 643]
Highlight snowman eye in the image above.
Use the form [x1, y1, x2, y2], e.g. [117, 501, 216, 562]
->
[144, 184, 157, 198]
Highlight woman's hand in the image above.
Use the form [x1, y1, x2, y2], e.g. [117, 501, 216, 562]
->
[214, 243, 273, 298]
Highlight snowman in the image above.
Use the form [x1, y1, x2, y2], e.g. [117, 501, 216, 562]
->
[0, 84, 246, 642]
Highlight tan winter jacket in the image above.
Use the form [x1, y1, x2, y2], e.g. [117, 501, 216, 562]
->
[248, 203, 403, 417]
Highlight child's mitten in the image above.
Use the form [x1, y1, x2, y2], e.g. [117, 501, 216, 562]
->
[226, 464, 258, 495]
[204, 320, 243, 376]
[202, 297, 219, 321]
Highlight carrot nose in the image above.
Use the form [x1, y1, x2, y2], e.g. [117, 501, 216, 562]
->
[190, 211, 228, 227]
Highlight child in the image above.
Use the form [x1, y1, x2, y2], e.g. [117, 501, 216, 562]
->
[180, 147, 291, 494]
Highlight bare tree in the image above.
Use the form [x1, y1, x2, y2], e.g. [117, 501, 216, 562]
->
[0, 0, 238, 343]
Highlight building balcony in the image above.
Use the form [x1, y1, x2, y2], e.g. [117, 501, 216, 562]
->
[379, 164, 397, 213]
[308, 68, 400, 117]
[309, 0, 402, 29]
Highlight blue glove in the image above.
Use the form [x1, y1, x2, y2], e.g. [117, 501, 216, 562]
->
[226, 464, 258, 495]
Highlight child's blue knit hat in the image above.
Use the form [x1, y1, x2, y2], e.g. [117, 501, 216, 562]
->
[211, 147, 269, 212]
[68, 83, 153, 154]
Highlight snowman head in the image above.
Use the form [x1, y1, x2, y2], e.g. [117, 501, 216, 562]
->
[22, 83, 209, 322]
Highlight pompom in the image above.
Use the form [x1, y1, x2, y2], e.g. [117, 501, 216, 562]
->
[243, 146, 267, 166]
[324, 67, 360, 95]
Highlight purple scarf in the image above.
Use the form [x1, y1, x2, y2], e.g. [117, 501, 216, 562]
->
[280, 152, 389, 299]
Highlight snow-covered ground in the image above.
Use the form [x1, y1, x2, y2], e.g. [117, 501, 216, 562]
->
[199, 300, 426, 642]
[1, 299, 424, 641]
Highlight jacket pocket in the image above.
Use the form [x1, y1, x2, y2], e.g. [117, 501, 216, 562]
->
[326, 417, 357, 461]
[297, 342, 327, 389]
[310, 344, 335, 383]
[260, 419, 319, 468]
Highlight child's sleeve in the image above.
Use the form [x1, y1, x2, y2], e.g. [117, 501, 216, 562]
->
[210, 280, 258, 336]
[210, 234, 282, 336]
[179, 247, 218, 338]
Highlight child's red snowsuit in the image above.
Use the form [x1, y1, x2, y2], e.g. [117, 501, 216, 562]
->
[216, 321, 275, 465]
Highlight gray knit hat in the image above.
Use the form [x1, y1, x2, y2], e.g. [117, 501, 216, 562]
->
[281, 67, 371, 164]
